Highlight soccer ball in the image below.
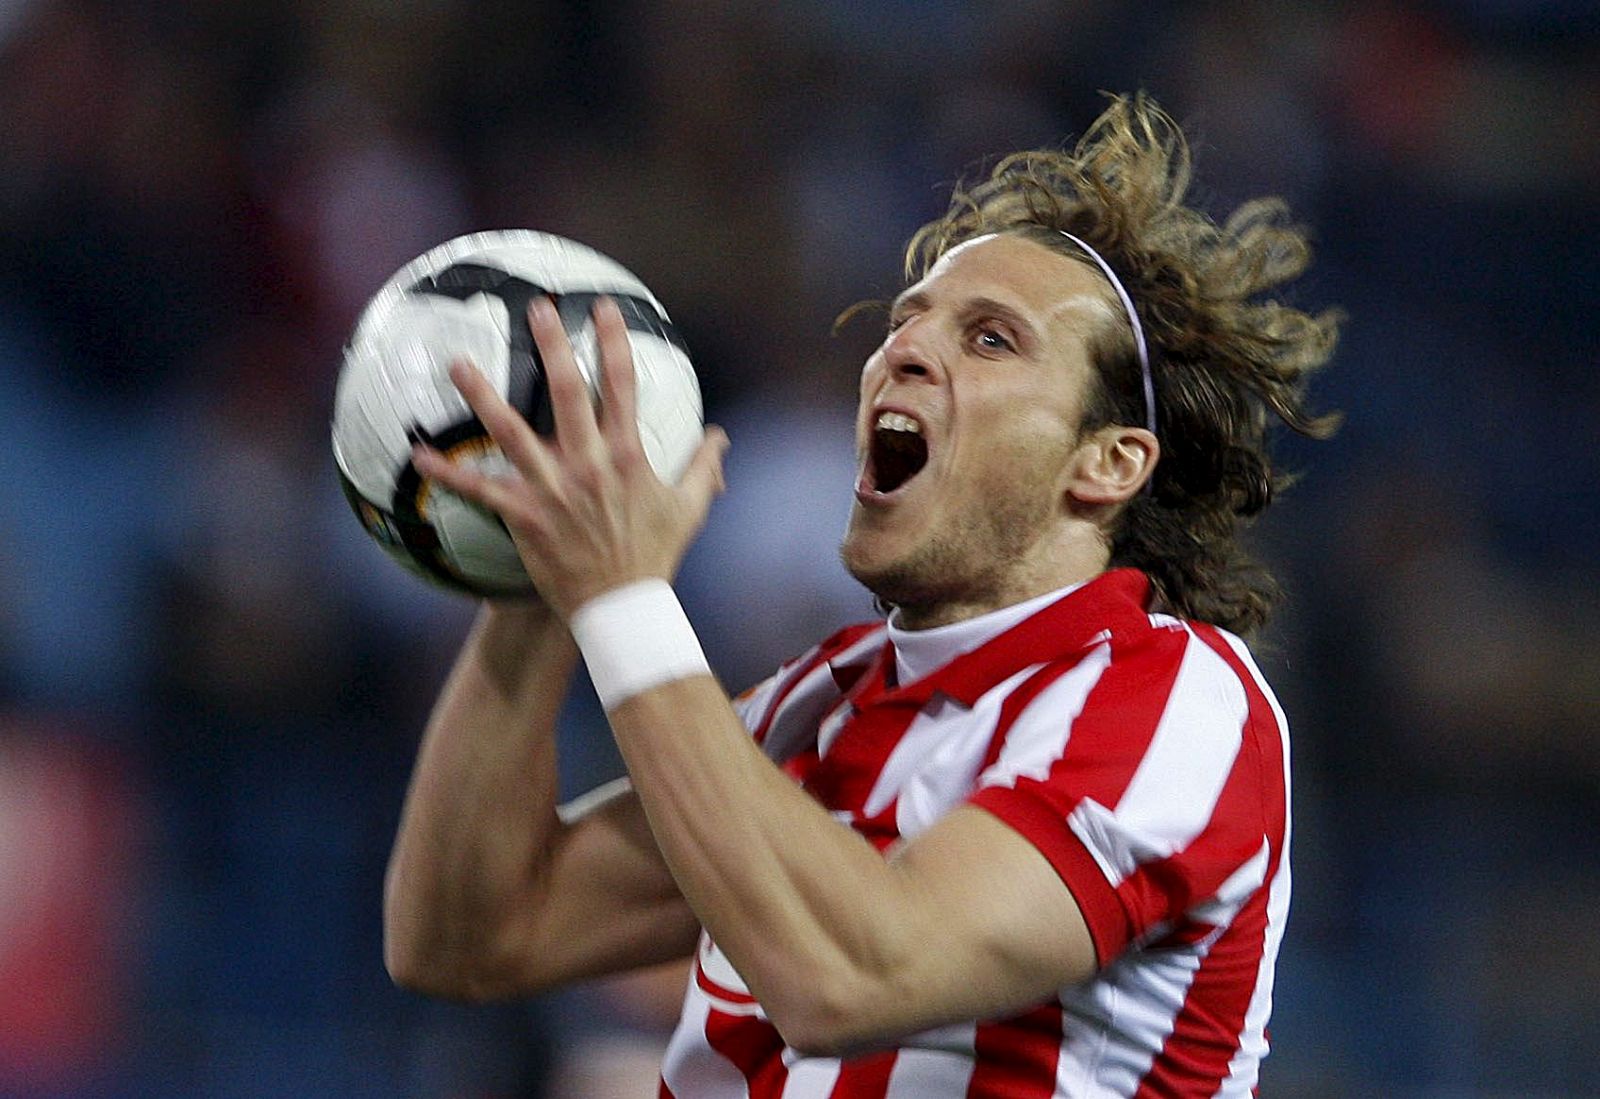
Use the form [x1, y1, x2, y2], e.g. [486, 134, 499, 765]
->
[332, 230, 704, 598]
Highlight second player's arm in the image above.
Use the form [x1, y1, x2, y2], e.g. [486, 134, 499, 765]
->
[382, 600, 699, 1001]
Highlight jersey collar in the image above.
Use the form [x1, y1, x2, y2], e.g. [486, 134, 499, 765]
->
[876, 568, 1154, 709]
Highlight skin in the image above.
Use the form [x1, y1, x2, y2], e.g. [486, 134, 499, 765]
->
[383, 233, 1159, 1055]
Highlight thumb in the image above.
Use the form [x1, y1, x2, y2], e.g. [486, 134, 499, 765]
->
[676, 425, 730, 520]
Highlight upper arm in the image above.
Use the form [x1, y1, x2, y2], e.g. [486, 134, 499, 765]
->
[492, 780, 701, 996]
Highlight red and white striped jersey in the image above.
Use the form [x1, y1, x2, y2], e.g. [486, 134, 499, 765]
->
[660, 569, 1292, 1098]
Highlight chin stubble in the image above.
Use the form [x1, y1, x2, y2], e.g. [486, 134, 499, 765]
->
[841, 486, 1054, 614]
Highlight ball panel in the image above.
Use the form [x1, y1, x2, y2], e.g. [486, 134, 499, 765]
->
[628, 336, 704, 485]
[389, 230, 662, 314]
[333, 294, 512, 506]
[338, 466, 506, 596]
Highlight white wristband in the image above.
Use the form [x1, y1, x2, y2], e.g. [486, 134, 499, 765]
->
[569, 579, 712, 711]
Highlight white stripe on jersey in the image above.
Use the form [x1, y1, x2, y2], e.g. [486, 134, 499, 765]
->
[885, 1039, 978, 1096]
[1213, 858, 1290, 1097]
[1113, 630, 1248, 867]
[864, 665, 1037, 827]
[1057, 941, 1212, 1096]
[815, 700, 852, 758]
[781, 1055, 840, 1095]
[776, 1025, 982, 1098]
[977, 643, 1113, 788]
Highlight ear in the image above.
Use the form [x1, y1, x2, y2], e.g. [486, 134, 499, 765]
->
[1064, 426, 1159, 505]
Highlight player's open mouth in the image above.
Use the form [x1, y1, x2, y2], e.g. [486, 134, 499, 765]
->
[860, 410, 929, 497]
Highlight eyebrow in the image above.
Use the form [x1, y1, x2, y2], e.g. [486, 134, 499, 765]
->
[888, 288, 929, 317]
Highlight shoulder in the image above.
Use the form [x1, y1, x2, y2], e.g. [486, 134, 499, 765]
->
[1090, 611, 1272, 714]
[990, 613, 1278, 788]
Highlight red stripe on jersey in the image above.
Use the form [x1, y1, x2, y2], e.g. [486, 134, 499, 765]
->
[829, 1051, 897, 1097]
[1047, 629, 1188, 810]
[804, 703, 921, 814]
[783, 749, 821, 789]
[1133, 624, 1287, 1096]
[1189, 625, 1286, 863]
[968, 1003, 1064, 1097]
[803, 649, 916, 815]
[704, 1007, 790, 1098]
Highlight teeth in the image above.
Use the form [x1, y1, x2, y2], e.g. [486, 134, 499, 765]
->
[875, 411, 921, 434]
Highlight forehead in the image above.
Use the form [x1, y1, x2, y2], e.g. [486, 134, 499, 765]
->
[903, 232, 1116, 330]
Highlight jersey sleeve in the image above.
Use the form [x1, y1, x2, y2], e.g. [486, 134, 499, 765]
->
[968, 625, 1281, 967]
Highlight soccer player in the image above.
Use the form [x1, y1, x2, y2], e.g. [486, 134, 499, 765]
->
[383, 93, 1340, 1097]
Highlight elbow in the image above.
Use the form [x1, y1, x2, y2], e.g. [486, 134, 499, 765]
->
[383, 904, 461, 999]
[383, 933, 481, 1002]
[765, 974, 896, 1060]
[383, 919, 547, 1004]
[386, 954, 465, 1001]
[385, 943, 541, 1004]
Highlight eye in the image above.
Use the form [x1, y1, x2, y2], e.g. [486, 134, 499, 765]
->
[973, 325, 1015, 353]
[885, 309, 917, 335]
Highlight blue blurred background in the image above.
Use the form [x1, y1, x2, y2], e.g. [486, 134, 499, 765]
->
[1, 1, 1597, 1096]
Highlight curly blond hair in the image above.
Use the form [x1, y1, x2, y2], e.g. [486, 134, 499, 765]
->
[903, 92, 1342, 634]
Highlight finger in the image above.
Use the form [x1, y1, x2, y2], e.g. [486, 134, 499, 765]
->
[593, 297, 642, 457]
[447, 360, 557, 485]
[528, 296, 602, 455]
[412, 441, 531, 524]
[674, 425, 731, 528]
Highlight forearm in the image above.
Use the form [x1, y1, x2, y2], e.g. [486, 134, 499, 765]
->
[605, 677, 928, 1048]
[383, 600, 578, 996]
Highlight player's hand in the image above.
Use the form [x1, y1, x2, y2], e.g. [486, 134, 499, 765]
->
[411, 295, 728, 619]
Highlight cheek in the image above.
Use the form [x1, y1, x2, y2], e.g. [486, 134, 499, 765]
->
[963, 409, 1078, 492]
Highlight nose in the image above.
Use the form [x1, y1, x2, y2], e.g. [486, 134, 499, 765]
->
[878, 315, 942, 384]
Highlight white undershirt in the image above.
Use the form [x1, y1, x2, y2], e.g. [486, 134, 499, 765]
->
[886, 580, 1088, 687]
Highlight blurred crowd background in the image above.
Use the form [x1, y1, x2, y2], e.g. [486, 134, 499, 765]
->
[1, 0, 1597, 1096]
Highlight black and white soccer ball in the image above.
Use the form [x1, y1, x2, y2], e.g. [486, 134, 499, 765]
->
[332, 230, 704, 598]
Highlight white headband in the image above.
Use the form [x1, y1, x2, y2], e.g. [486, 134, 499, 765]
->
[1059, 231, 1157, 437]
